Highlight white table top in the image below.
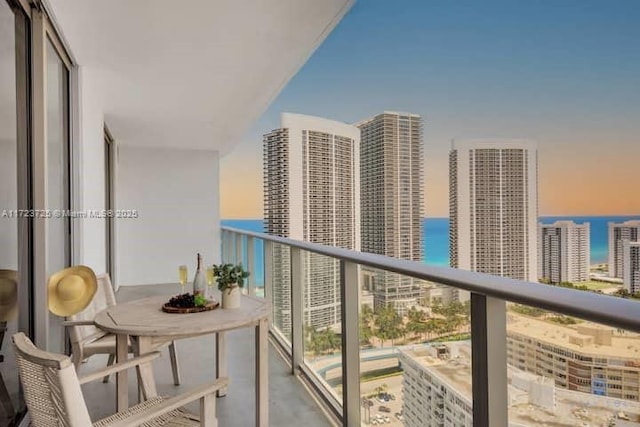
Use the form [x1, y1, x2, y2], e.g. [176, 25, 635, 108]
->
[94, 294, 270, 337]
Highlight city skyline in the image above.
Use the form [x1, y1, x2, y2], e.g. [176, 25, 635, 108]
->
[220, 0, 640, 219]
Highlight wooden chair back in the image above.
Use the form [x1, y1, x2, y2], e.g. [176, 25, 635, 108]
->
[67, 273, 117, 348]
[12, 332, 92, 426]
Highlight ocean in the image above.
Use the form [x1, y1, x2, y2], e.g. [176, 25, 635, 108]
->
[222, 216, 640, 286]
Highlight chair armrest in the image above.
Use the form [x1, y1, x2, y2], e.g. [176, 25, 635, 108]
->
[62, 320, 95, 327]
[97, 378, 229, 427]
[78, 352, 161, 384]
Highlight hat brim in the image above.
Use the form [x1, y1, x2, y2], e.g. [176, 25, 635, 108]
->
[47, 266, 98, 317]
[0, 269, 18, 322]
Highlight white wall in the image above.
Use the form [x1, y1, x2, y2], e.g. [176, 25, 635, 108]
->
[76, 67, 107, 273]
[116, 145, 220, 286]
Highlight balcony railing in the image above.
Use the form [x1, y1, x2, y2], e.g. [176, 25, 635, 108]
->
[220, 226, 640, 427]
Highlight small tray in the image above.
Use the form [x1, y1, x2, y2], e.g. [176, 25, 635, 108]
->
[162, 300, 219, 314]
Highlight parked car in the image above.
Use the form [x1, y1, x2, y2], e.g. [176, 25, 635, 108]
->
[379, 406, 391, 413]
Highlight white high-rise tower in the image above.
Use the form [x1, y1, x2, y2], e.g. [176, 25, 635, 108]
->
[608, 220, 640, 279]
[623, 241, 640, 294]
[357, 112, 424, 314]
[449, 139, 538, 300]
[538, 221, 590, 284]
[263, 113, 360, 332]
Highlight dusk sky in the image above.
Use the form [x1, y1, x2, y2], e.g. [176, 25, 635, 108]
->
[220, 0, 640, 219]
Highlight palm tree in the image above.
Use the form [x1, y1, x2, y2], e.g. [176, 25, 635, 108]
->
[360, 305, 375, 345]
[375, 306, 402, 347]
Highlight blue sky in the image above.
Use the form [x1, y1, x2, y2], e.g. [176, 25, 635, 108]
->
[221, 0, 640, 218]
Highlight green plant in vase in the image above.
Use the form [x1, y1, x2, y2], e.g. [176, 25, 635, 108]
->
[212, 263, 249, 309]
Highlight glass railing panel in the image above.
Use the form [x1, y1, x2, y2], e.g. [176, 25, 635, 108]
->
[301, 250, 344, 404]
[235, 235, 265, 298]
[506, 297, 640, 426]
[269, 242, 292, 346]
[359, 269, 472, 426]
[252, 237, 265, 298]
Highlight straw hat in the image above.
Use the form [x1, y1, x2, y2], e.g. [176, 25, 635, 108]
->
[47, 266, 97, 317]
[0, 269, 18, 322]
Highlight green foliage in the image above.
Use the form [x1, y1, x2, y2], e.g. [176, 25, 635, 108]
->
[359, 305, 375, 345]
[614, 289, 640, 300]
[374, 306, 403, 346]
[431, 332, 471, 342]
[510, 304, 547, 317]
[212, 263, 250, 291]
[540, 279, 591, 292]
[547, 315, 578, 325]
[356, 301, 475, 346]
[305, 325, 341, 356]
[360, 367, 403, 382]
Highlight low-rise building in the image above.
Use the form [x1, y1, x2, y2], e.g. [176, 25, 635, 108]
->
[507, 311, 640, 402]
[399, 341, 640, 427]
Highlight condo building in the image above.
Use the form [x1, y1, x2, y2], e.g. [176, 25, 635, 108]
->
[538, 221, 590, 284]
[357, 112, 424, 314]
[623, 241, 640, 294]
[449, 139, 538, 300]
[399, 342, 640, 427]
[609, 221, 640, 279]
[263, 113, 360, 331]
[507, 311, 640, 402]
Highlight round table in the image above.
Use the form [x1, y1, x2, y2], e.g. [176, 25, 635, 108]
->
[94, 294, 270, 427]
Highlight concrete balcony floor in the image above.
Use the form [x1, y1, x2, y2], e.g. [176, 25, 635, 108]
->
[80, 284, 333, 427]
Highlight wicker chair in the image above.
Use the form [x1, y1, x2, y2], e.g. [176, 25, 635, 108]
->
[65, 274, 181, 384]
[13, 332, 227, 426]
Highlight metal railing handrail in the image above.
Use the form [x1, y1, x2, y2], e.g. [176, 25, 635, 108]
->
[222, 225, 640, 333]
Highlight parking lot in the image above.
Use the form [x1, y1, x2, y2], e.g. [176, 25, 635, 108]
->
[360, 376, 404, 426]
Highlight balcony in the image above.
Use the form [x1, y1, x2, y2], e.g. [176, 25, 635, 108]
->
[3, 1, 640, 426]
[207, 226, 640, 426]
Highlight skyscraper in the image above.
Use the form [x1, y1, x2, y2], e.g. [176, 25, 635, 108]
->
[263, 113, 360, 332]
[539, 221, 590, 284]
[623, 241, 640, 294]
[357, 112, 424, 314]
[449, 139, 538, 299]
[608, 220, 640, 279]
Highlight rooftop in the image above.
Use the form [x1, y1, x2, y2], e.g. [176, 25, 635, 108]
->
[507, 310, 640, 359]
[400, 342, 640, 427]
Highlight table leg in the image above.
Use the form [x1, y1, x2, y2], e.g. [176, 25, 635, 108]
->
[116, 334, 128, 412]
[134, 336, 158, 401]
[256, 318, 268, 427]
[216, 332, 227, 397]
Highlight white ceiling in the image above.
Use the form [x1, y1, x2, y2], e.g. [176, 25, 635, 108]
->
[46, 0, 354, 153]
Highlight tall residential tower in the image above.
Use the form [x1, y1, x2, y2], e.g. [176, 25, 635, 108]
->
[608, 220, 640, 279]
[623, 241, 640, 294]
[358, 112, 424, 314]
[449, 139, 538, 299]
[538, 221, 590, 284]
[263, 113, 360, 332]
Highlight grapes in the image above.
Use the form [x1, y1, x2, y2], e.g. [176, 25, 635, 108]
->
[194, 294, 207, 307]
[168, 293, 196, 308]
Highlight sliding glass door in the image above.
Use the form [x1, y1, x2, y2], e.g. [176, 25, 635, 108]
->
[45, 35, 71, 355]
[0, 0, 31, 424]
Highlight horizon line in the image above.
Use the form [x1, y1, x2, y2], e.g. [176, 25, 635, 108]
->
[222, 214, 640, 221]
